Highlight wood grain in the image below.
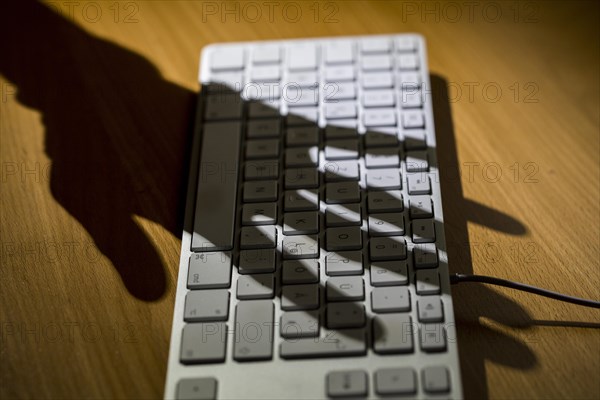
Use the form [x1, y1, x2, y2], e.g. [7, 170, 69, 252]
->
[1, 1, 598, 399]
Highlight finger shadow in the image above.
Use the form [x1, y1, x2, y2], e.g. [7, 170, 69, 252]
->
[0, 1, 196, 300]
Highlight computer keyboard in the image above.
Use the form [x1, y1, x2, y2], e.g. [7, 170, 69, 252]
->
[164, 34, 462, 399]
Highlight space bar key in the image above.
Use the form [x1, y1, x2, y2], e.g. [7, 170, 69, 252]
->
[192, 121, 242, 252]
[280, 329, 366, 358]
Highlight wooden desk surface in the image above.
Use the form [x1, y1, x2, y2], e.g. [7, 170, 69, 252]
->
[1, 1, 598, 398]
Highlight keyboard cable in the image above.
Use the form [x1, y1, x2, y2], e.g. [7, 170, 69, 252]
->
[449, 273, 600, 309]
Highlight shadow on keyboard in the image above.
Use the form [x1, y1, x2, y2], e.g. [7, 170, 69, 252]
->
[190, 78, 535, 398]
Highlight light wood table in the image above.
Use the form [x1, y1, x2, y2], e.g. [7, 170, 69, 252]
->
[1, 1, 598, 399]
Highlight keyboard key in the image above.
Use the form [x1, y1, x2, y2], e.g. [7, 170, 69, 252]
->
[373, 314, 414, 354]
[327, 370, 368, 398]
[280, 328, 366, 358]
[245, 139, 279, 159]
[400, 90, 423, 108]
[282, 260, 319, 284]
[234, 300, 274, 360]
[413, 243, 438, 268]
[326, 276, 364, 301]
[240, 226, 277, 249]
[416, 270, 440, 295]
[370, 260, 409, 286]
[420, 324, 447, 352]
[398, 71, 421, 90]
[406, 150, 429, 172]
[209, 72, 243, 92]
[285, 86, 318, 107]
[327, 302, 366, 328]
[285, 146, 319, 167]
[241, 203, 277, 226]
[325, 65, 355, 82]
[366, 169, 402, 190]
[371, 287, 410, 313]
[238, 249, 276, 274]
[284, 168, 319, 189]
[284, 189, 319, 211]
[325, 101, 357, 119]
[187, 253, 232, 289]
[398, 53, 419, 70]
[370, 237, 407, 260]
[281, 311, 319, 338]
[286, 71, 318, 88]
[324, 121, 358, 139]
[180, 323, 227, 364]
[324, 82, 356, 101]
[418, 298, 444, 322]
[237, 274, 274, 299]
[250, 65, 280, 82]
[375, 368, 416, 396]
[281, 284, 319, 310]
[361, 37, 391, 54]
[395, 36, 416, 52]
[288, 43, 317, 71]
[283, 211, 319, 235]
[326, 251, 363, 276]
[368, 213, 405, 236]
[409, 195, 433, 218]
[286, 107, 318, 125]
[286, 126, 319, 146]
[184, 290, 230, 322]
[361, 72, 393, 89]
[412, 219, 436, 243]
[248, 100, 280, 118]
[362, 54, 392, 71]
[252, 45, 280, 64]
[210, 46, 244, 71]
[324, 160, 360, 182]
[364, 128, 398, 147]
[402, 110, 425, 128]
[368, 190, 403, 212]
[247, 119, 280, 138]
[325, 40, 354, 64]
[243, 181, 278, 202]
[204, 94, 243, 120]
[325, 203, 362, 227]
[422, 366, 451, 394]
[363, 89, 395, 108]
[407, 174, 430, 195]
[365, 148, 400, 168]
[192, 122, 241, 251]
[245, 160, 279, 180]
[326, 226, 363, 251]
[326, 182, 361, 204]
[364, 108, 396, 127]
[403, 129, 427, 150]
[325, 139, 359, 160]
[177, 377, 218, 400]
[282, 234, 319, 259]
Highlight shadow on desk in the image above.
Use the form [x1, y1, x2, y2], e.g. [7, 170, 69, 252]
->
[3, 1, 594, 398]
[0, 0, 196, 301]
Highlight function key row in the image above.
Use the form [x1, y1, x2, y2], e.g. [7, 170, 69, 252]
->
[210, 37, 419, 71]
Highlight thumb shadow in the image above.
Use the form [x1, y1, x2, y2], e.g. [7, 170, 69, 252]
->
[431, 74, 536, 398]
[0, 1, 196, 300]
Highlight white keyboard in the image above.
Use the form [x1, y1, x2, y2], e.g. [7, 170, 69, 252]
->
[164, 34, 462, 400]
